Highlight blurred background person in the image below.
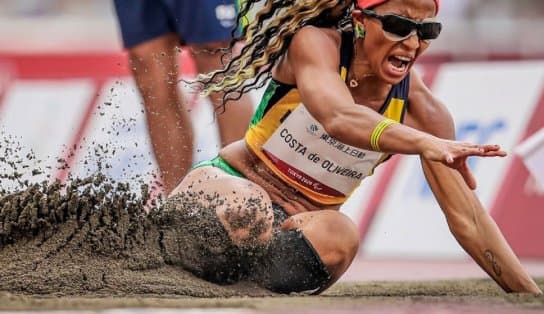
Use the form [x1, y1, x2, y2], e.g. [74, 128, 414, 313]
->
[113, 0, 255, 193]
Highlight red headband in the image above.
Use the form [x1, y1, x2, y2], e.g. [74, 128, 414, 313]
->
[356, 0, 440, 14]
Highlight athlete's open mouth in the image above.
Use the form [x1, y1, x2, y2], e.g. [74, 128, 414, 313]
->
[388, 55, 412, 73]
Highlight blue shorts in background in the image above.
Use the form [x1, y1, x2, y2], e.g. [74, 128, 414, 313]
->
[113, 0, 238, 48]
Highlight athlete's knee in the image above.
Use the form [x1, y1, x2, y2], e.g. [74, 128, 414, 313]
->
[297, 211, 360, 277]
[156, 193, 246, 284]
[216, 185, 274, 246]
[252, 229, 331, 294]
[324, 213, 359, 270]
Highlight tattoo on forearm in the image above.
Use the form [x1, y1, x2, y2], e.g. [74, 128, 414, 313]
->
[484, 249, 502, 277]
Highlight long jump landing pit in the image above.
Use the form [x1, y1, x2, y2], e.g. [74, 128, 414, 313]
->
[0, 175, 543, 313]
[0, 279, 543, 313]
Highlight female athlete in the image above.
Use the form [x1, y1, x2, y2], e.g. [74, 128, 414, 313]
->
[162, 0, 542, 295]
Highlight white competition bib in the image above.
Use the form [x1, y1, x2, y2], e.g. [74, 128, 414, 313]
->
[261, 104, 384, 197]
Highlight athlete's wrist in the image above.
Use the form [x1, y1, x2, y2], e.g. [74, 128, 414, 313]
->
[378, 123, 433, 155]
[412, 131, 437, 156]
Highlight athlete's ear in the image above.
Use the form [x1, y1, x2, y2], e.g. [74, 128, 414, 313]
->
[351, 9, 368, 28]
[352, 10, 368, 39]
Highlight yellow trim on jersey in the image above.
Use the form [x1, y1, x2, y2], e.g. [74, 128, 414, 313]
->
[383, 97, 405, 121]
[245, 89, 300, 151]
[340, 67, 348, 81]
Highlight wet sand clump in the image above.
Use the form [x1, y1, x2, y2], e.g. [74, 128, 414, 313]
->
[0, 175, 272, 297]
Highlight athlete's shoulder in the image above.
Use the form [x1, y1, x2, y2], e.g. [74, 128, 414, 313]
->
[287, 26, 342, 70]
[290, 26, 341, 54]
[294, 25, 341, 43]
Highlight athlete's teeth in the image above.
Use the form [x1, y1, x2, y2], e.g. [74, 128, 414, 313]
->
[396, 56, 411, 62]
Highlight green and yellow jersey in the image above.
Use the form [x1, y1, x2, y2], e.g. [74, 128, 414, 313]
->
[244, 31, 411, 206]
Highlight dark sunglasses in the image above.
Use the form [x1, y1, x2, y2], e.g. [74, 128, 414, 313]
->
[361, 9, 442, 42]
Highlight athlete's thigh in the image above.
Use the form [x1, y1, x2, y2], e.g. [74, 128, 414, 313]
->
[172, 166, 270, 209]
[171, 166, 274, 244]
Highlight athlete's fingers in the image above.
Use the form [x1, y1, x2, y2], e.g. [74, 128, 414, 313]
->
[456, 143, 506, 157]
[452, 144, 485, 158]
[463, 144, 506, 157]
[481, 150, 508, 157]
[481, 144, 501, 151]
[478, 144, 506, 155]
[460, 144, 506, 155]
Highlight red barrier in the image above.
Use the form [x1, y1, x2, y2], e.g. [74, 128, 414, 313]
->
[0, 52, 196, 79]
[491, 90, 544, 258]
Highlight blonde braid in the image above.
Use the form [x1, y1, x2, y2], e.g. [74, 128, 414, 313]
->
[191, 0, 353, 107]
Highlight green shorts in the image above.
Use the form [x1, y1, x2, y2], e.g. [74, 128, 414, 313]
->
[192, 156, 244, 178]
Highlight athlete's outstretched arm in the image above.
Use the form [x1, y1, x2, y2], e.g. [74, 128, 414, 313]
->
[287, 26, 504, 189]
[422, 158, 541, 293]
[406, 72, 542, 294]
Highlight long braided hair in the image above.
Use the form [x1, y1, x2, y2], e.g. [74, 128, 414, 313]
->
[190, 0, 354, 111]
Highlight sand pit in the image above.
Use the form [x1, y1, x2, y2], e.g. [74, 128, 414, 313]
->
[1, 178, 542, 314]
[0, 174, 272, 297]
[0, 279, 543, 312]
[0, 110, 279, 298]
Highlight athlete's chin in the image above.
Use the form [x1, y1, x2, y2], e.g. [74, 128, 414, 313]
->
[377, 71, 408, 85]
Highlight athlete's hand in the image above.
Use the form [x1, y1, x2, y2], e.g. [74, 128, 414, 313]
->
[420, 137, 507, 189]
